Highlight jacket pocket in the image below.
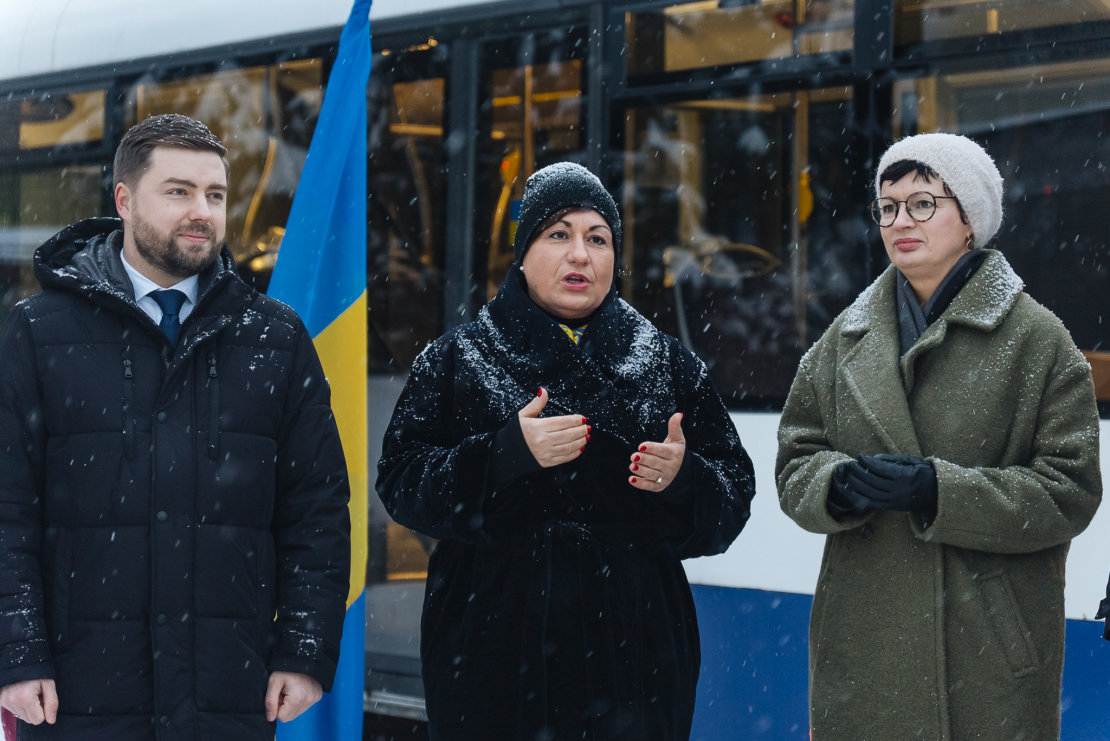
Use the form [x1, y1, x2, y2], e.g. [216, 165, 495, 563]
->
[207, 351, 220, 460]
[979, 570, 1039, 678]
[121, 352, 135, 460]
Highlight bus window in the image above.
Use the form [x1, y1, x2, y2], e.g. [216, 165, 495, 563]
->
[621, 88, 870, 406]
[126, 59, 323, 290]
[893, 58, 1110, 402]
[480, 29, 588, 298]
[626, 0, 853, 79]
[0, 89, 106, 153]
[895, 0, 1110, 46]
[367, 45, 448, 377]
[0, 166, 106, 326]
[366, 43, 449, 588]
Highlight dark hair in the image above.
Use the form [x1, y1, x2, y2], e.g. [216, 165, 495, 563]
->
[879, 159, 968, 224]
[113, 114, 229, 188]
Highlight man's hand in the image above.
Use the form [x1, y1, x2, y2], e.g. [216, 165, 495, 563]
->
[0, 679, 58, 725]
[518, 387, 589, 468]
[265, 672, 322, 723]
[630, 413, 685, 491]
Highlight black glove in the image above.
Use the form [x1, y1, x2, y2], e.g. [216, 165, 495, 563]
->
[827, 462, 872, 519]
[845, 454, 938, 515]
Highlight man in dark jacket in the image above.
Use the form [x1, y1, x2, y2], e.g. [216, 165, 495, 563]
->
[0, 114, 351, 740]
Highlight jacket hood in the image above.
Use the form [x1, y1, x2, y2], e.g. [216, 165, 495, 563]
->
[33, 217, 240, 308]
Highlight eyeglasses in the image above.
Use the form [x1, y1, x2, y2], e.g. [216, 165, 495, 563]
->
[870, 192, 960, 227]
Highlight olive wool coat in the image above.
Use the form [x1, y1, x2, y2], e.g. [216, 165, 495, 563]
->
[777, 250, 1101, 741]
[0, 219, 351, 740]
[377, 270, 755, 741]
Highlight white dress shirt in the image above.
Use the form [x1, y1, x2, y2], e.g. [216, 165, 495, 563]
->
[120, 250, 199, 325]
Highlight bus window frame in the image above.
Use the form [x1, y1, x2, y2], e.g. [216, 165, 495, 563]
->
[0, 84, 120, 168]
[894, 11, 1110, 62]
[614, 0, 858, 90]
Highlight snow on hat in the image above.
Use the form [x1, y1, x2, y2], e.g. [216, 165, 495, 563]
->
[513, 162, 622, 264]
[875, 133, 1004, 246]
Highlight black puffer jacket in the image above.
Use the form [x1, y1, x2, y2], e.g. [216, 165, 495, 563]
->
[377, 269, 755, 740]
[0, 219, 351, 740]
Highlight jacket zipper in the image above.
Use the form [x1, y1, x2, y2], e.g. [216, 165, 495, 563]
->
[122, 355, 135, 460]
[207, 352, 219, 460]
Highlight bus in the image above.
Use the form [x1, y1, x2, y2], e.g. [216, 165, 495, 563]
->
[1, 0, 1108, 737]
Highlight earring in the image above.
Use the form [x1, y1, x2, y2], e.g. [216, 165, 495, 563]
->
[966, 234, 975, 251]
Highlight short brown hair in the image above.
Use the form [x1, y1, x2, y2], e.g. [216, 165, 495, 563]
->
[113, 114, 229, 188]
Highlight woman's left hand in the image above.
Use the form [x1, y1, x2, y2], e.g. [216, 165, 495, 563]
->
[630, 413, 685, 491]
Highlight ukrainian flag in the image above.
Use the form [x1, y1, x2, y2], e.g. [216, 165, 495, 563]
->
[267, 0, 371, 738]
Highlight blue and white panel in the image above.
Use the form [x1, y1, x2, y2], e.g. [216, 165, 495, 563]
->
[683, 413, 1110, 741]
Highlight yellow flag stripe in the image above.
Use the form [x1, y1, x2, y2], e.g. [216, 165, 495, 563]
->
[312, 291, 368, 607]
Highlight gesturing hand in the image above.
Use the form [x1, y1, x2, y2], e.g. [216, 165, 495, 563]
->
[265, 671, 322, 723]
[519, 387, 589, 468]
[629, 413, 685, 491]
[0, 678, 58, 725]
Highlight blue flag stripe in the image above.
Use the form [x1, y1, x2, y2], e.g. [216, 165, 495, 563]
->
[269, 1, 371, 739]
[268, 0, 371, 338]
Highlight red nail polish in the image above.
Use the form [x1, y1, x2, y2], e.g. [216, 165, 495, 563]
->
[537, 389, 543, 396]
[587, 426, 592, 432]
[639, 445, 647, 452]
[630, 477, 637, 483]
[580, 446, 585, 452]
[586, 435, 591, 441]
[632, 464, 638, 471]
[582, 417, 587, 424]
[633, 454, 640, 462]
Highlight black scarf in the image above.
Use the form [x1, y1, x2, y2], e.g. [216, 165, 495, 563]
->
[896, 248, 988, 356]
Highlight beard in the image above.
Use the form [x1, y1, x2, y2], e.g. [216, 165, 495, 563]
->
[131, 209, 222, 280]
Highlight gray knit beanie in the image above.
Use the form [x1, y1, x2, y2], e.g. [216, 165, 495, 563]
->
[875, 133, 1004, 246]
[513, 162, 621, 264]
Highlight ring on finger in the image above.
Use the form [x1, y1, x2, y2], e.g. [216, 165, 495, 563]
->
[656, 477, 662, 484]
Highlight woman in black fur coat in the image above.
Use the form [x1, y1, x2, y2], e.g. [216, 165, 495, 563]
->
[376, 162, 755, 741]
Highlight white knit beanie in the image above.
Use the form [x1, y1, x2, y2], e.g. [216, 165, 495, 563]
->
[875, 133, 1004, 246]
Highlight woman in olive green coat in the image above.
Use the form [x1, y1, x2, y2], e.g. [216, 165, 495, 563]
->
[777, 133, 1102, 741]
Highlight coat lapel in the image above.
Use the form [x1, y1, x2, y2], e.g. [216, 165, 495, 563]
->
[836, 251, 1023, 456]
[840, 270, 922, 457]
[938, 250, 1024, 333]
[900, 322, 947, 395]
[900, 250, 1023, 394]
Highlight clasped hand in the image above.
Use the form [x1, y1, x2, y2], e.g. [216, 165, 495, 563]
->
[830, 453, 937, 518]
[519, 388, 685, 490]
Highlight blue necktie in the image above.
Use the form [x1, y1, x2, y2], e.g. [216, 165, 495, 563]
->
[150, 289, 187, 345]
